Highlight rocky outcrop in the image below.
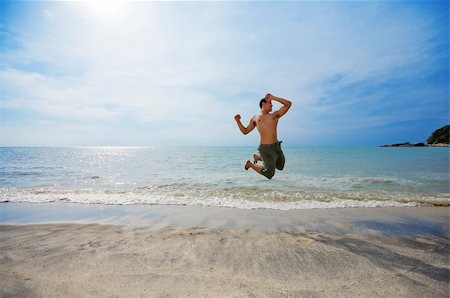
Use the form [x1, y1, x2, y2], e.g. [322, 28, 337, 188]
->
[381, 125, 449, 147]
[427, 125, 449, 145]
[381, 142, 427, 147]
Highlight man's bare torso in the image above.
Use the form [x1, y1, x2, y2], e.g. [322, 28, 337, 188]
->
[253, 113, 279, 144]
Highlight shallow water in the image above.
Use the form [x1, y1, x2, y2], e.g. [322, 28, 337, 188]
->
[0, 146, 449, 209]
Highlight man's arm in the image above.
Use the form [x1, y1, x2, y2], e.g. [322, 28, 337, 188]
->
[267, 94, 292, 118]
[234, 114, 256, 135]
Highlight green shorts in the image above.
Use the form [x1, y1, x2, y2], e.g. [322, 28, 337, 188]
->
[258, 141, 285, 179]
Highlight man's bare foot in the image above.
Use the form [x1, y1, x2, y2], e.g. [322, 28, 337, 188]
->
[253, 154, 262, 164]
[245, 160, 252, 170]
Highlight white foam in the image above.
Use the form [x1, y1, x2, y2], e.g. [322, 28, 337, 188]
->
[0, 186, 441, 210]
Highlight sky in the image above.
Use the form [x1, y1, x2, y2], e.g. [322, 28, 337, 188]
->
[0, 0, 448, 146]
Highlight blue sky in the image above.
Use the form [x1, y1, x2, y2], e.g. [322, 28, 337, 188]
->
[0, 1, 448, 146]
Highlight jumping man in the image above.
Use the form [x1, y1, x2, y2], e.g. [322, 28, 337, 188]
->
[234, 93, 292, 179]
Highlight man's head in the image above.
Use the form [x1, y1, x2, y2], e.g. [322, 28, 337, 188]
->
[259, 98, 273, 112]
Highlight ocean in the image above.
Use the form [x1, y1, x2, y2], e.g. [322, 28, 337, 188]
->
[0, 146, 449, 210]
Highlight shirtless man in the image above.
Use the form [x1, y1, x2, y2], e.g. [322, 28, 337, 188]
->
[234, 93, 292, 179]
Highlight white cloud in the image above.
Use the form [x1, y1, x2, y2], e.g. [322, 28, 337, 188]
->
[42, 10, 54, 19]
[0, 1, 447, 145]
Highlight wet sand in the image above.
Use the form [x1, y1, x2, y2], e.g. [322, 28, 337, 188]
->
[1, 204, 449, 297]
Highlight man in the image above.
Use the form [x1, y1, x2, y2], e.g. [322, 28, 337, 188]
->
[234, 93, 292, 179]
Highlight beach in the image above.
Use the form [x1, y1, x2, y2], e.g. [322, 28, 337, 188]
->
[1, 147, 449, 296]
[1, 203, 449, 297]
[1, 0, 449, 295]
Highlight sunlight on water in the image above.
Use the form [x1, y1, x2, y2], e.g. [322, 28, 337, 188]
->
[0, 147, 449, 209]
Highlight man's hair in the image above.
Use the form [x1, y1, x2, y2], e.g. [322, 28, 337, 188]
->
[259, 98, 266, 109]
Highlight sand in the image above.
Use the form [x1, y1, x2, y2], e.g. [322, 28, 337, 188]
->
[1, 204, 449, 297]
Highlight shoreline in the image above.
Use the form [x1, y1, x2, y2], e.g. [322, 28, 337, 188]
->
[1, 202, 449, 234]
[1, 204, 449, 297]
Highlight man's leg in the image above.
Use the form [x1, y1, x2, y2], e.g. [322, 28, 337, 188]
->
[254, 144, 277, 179]
[245, 159, 276, 179]
[245, 160, 262, 173]
[253, 154, 262, 164]
[275, 142, 285, 170]
[276, 151, 285, 170]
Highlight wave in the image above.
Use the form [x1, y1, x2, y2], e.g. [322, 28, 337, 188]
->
[1, 186, 449, 210]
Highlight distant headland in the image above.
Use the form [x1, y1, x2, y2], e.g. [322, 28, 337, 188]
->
[381, 125, 449, 147]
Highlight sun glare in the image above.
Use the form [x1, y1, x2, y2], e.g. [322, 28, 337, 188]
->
[84, 0, 132, 22]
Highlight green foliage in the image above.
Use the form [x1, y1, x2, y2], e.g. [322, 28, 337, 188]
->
[427, 125, 449, 144]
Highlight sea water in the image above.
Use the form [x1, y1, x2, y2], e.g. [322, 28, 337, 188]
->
[0, 146, 448, 210]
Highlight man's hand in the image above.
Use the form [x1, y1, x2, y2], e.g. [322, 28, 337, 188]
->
[268, 94, 292, 119]
[265, 93, 274, 101]
[234, 114, 256, 135]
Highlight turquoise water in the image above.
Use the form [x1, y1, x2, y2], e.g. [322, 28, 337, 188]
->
[0, 146, 449, 209]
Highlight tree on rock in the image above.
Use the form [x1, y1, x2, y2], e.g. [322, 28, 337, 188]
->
[427, 125, 449, 144]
